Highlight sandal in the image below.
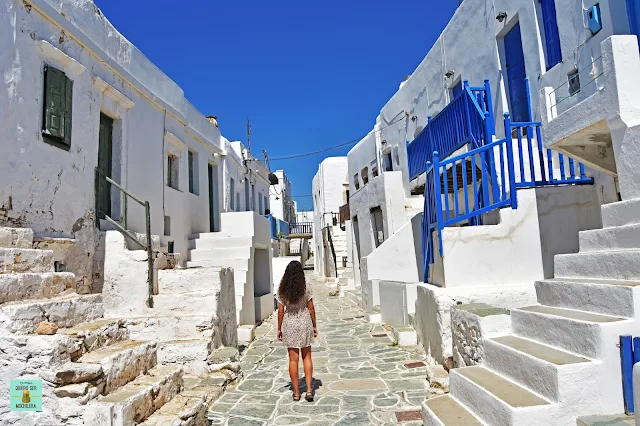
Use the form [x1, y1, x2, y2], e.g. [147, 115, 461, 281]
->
[293, 393, 301, 401]
[305, 392, 314, 402]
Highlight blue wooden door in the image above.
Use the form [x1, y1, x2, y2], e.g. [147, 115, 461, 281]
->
[504, 23, 529, 122]
[628, 0, 640, 41]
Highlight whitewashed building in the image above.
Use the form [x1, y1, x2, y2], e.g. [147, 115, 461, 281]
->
[268, 169, 294, 221]
[0, 1, 273, 423]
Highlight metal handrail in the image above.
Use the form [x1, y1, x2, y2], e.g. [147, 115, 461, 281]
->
[95, 168, 154, 308]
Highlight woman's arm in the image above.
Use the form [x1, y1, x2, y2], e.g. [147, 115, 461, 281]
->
[277, 303, 284, 341]
[307, 299, 318, 337]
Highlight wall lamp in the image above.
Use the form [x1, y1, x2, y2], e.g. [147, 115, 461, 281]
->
[411, 116, 418, 122]
[444, 70, 455, 78]
[496, 12, 507, 22]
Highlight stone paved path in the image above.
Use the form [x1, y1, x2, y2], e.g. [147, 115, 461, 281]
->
[209, 271, 426, 425]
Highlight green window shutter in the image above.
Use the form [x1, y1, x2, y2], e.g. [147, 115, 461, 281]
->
[43, 65, 72, 147]
[188, 151, 194, 193]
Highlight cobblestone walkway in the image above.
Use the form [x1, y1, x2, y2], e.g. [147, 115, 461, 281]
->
[209, 271, 426, 425]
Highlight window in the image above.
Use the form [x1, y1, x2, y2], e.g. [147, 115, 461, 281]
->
[245, 180, 250, 211]
[264, 195, 268, 214]
[230, 178, 236, 210]
[42, 65, 73, 149]
[164, 216, 171, 236]
[540, 0, 562, 70]
[361, 167, 369, 185]
[353, 216, 361, 259]
[236, 193, 241, 211]
[251, 184, 256, 211]
[383, 152, 393, 172]
[370, 207, 384, 248]
[568, 69, 580, 96]
[188, 150, 198, 194]
[167, 154, 179, 190]
[371, 160, 379, 178]
[354, 174, 360, 191]
[259, 193, 263, 215]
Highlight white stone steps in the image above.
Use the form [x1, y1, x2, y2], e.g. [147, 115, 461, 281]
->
[186, 258, 249, 270]
[0, 247, 54, 273]
[125, 315, 213, 342]
[59, 318, 129, 359]
[189, 247, 251, 262]
[0, 272, 75, 303]
[157, 339, 210, 365]
[422, 395, 485, 426]
[83, 364, 183, 426]
[484, 335, 592, 402]
[0, 227, 34, 248]
[77, 340, 157, 394]
[554, 250, 640, 281]
[579, 223, 640, 252]
[157, 267, 225, 294]
[0, 293, 103, 334]
[189, 236, 253, 250]
[511, 305, 626, 358]
[602, 198, 640, 228]
[535, 278, 640, 318]
[450, 366, 553, 426]
[138, 394, 208, 426]
[153, 289, 216, 313]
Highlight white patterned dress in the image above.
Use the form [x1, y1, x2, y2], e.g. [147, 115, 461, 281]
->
[277, 288, 314, 349]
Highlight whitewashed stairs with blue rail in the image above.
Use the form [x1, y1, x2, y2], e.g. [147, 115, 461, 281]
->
[423, 197, 640, 426]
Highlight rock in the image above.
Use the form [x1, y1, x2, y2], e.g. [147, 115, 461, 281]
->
[78, 385, 101, 405]
[52, 362, 103, 385]
[426, 365, 450, 395]
[207, 360, 241, 374]
[207, 346, 239, 363]
[179, 396, 206, 420]
[36, 321, 59, 335]
[54, 382, 89, 398]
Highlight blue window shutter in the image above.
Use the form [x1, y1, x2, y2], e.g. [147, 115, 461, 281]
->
[540, 0, 562, 69]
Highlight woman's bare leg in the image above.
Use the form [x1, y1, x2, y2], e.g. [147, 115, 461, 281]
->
[288, 348, 300, 396]
[301, 346, 313, 394]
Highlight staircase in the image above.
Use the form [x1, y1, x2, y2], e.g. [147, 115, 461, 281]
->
[0, 226, 238, 425]
[423, 198, 640, 425]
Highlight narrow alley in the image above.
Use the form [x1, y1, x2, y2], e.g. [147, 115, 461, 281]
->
[208, 271, 426, 426]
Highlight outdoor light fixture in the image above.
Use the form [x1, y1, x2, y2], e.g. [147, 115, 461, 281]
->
[496, 12, 507, 22]
[444, 70, 455, 78]
[411, 116, 417, 122]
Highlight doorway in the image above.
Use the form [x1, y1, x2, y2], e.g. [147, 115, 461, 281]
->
[503, 22, 529, 122]
[208, 164, 220, 232]
[370, 207, 385, 248]
[97, 113, 113, 219]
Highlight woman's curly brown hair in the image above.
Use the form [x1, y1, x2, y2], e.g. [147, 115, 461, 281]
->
[278, 261, 306, 305]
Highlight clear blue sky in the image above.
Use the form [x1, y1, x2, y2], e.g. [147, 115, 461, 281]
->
[94, 0, 457, 211]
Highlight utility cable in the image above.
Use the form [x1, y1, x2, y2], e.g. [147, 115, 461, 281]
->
[269, 113, 406, 161]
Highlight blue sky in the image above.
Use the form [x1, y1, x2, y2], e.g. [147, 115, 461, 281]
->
[94, 0, 458, 210]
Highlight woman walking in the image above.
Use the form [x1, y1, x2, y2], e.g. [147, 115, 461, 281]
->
[276, 261, 318, 402]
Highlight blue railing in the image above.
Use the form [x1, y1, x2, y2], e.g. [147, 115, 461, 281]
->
[277, 220, 290, 238]
[265, 214, 291, 240]
[407, 80, 494, 180]
[620, 335, 640, 414]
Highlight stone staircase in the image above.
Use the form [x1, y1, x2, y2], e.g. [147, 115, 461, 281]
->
[423, 198, 640, 426]
[0, 226, 238, 425]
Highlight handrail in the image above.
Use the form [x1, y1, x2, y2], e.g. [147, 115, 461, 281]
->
[290, 222, 313, 235]
[95, 168, 154, 308]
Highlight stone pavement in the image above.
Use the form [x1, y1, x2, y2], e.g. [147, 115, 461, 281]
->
[209, 272, 427, 425]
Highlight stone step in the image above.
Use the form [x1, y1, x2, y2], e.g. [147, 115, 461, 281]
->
[77, 340, 157, 394]
[602, 198, 640, 228]
[0, 247, 54, 273]
[189, 247, 251, 262]
[157, 267, 226, 294]
[138, 394, 208, 426]
[153, 290, 217, 313]
[186, 258, 249, 270]
[83, 364, 183, 426]
[125, 315, 213, 342]
[511, 305, 626, 358]
[422, 395, 483, 426]
[59, 318, 129, 360]
[450, 366, 552, 426]
[0, 293, 103, 334]
[0, 272, 75, 304]
[484, 335, 592, 402]
[579, 223, 640, 252]
[157, 339, 210, 369]
[535, 278, 640, 318]
[554, 250, 640, 281]
[189, 236, 253, 250]
[0, 227, 34, 248]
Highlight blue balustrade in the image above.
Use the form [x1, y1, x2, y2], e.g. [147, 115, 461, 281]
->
[407, 80, 494, 180]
